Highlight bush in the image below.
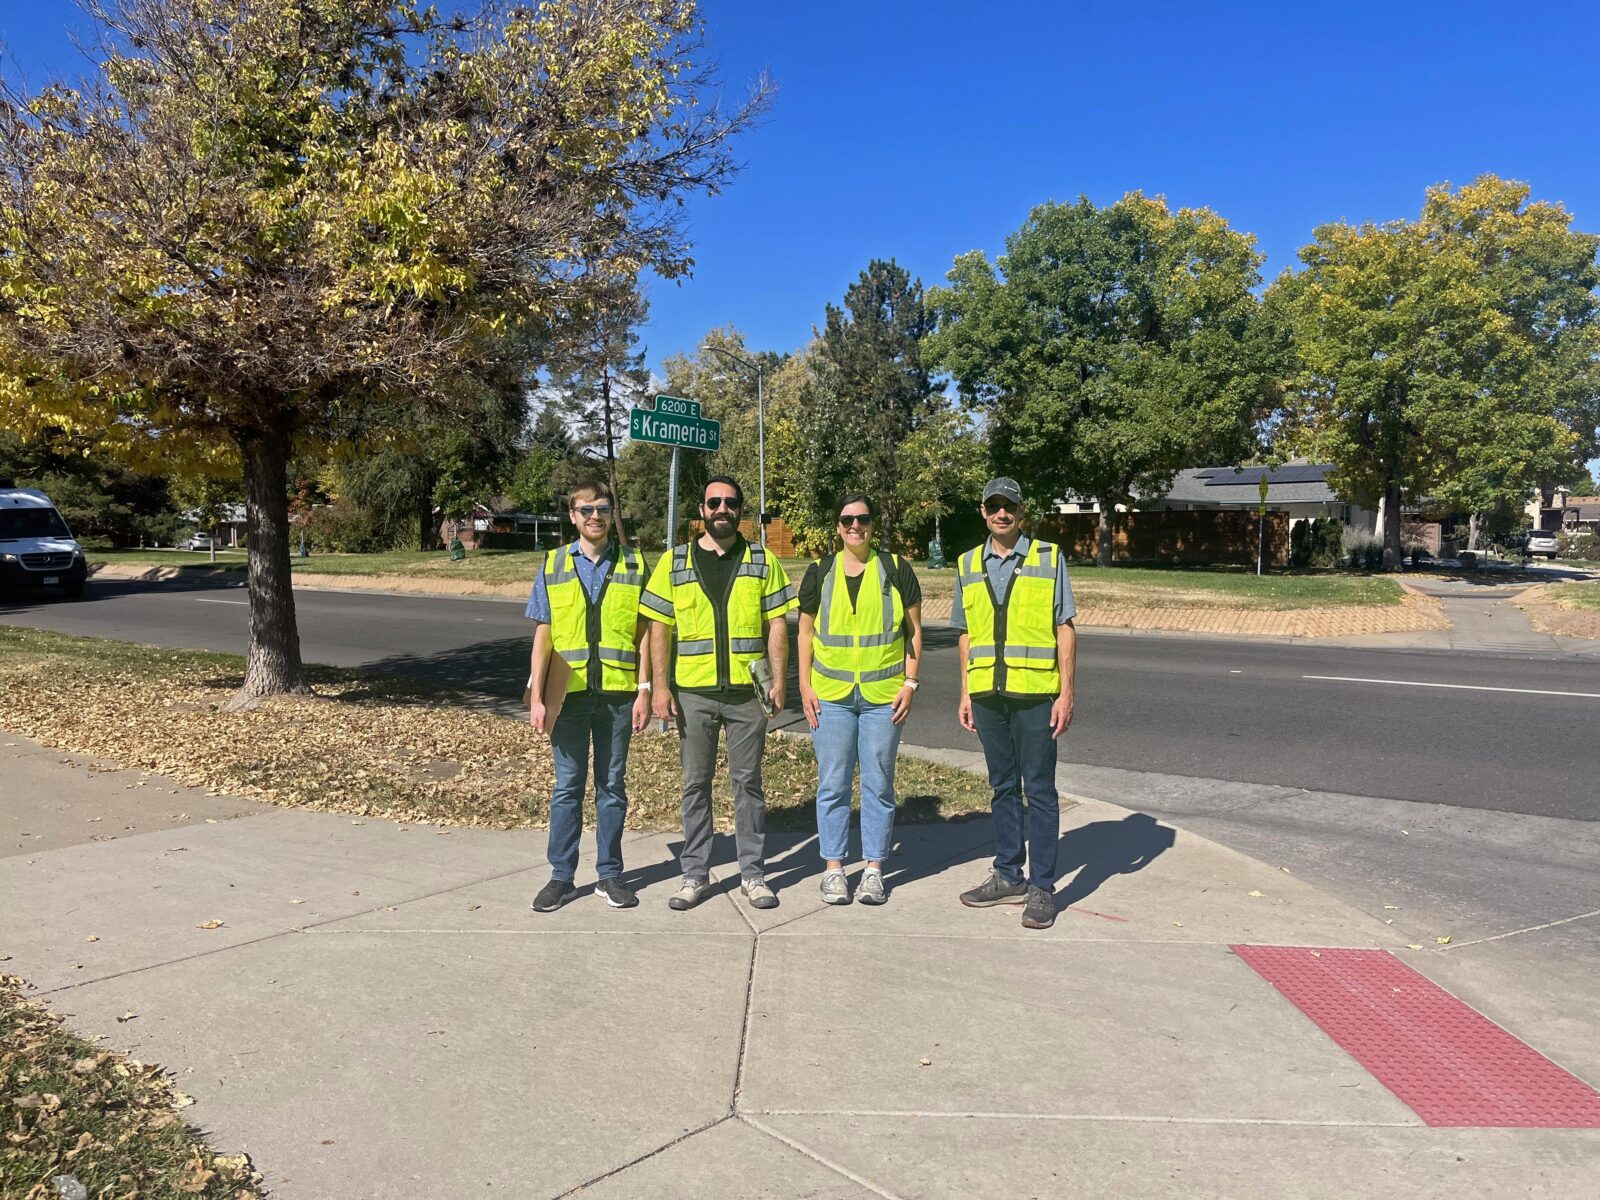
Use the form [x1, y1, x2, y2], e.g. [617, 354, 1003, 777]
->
[1291, 517, 1345, 568]
[1342, 533, 1383, 569]
[1558, 529, 1600, 561]
[300, 502, 393, 553]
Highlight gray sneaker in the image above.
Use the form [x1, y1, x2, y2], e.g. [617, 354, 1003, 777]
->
[820, 869, 851, 905]
[959, 870, 1028, 908]
[742, 876, 779, 910]
[667, 876, 710, 911]
[856, 867, 887, 906]
[1021, 885, 1058, 929]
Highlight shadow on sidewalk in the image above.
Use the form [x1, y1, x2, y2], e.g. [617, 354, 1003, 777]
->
[1054, 812, 1175, 910]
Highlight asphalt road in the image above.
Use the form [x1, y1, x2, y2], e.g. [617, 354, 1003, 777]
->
[5, 575, 1597, 822]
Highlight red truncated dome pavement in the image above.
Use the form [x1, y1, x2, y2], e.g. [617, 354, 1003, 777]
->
[1231, 944, 1600, 1128]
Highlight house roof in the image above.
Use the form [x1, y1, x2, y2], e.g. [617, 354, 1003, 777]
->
[1156, 464, 1343, 505]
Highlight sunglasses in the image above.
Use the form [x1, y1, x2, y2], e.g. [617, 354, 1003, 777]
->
[704, 496, 741, 511]
[838, 513, 873, 527]
[983, 498, 1019, 515]
[574, 504, 612, 519]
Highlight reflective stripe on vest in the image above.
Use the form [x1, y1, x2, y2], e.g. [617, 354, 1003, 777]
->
[810, 553, 906, 704]
[960, 540, 1060, 697]
[664, 541, 773, 689]
[543, 543, 645, 694]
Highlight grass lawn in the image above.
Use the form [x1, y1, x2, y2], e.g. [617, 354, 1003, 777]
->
[91, 546, 545, 585]
[903, 561, 1403, 610]
[0, 974, 262, 1198]
[1545, 580, 1600, 610]
[0, 625, 989, 832]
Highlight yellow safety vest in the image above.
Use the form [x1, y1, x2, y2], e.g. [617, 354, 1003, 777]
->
[959, 539, 1061, 698]
[810, 551, 906, 704]
[543, 541, 647, 694]
[640, 538, 797, 689]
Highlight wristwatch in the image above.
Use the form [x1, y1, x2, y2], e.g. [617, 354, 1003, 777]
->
[637, 681, 653, 691]
[903, 678, 920, 691]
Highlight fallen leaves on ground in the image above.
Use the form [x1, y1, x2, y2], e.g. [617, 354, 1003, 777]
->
[0, 626, 991, 833]
[0, 974, 262, 1198]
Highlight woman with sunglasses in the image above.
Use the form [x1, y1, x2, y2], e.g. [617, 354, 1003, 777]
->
[796, 493, 923, 905]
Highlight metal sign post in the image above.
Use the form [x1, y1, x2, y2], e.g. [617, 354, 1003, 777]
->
[1257, 475, 1270, 576]
[665, 445, 680, 552]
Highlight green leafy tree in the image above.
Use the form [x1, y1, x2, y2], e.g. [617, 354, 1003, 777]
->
[895, 403, 988, 550]
[926, 193, 1272, 565]
[0, 0, 767, 702]
[1271, 176, 1600, 566]
[0, 427, 181, 545]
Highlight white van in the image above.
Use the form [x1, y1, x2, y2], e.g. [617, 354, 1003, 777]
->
[0, 481, 88, 600]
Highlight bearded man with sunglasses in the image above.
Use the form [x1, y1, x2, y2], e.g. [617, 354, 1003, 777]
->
[953, 477, 1078, 930]
[642, 476, 798, 911]
[527, 481, 653, 913]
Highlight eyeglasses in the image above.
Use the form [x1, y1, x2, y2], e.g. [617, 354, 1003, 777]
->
[704, 496, 741, 511]
[983, 498, 1018, 515]
[838, 513, 873, 527]
[574, 504, 612, 519]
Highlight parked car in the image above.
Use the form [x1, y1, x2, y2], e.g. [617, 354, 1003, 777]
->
[0, 482, 88, 600]
[1525, 530, 1559, 560]
[180, 533, 216, 551]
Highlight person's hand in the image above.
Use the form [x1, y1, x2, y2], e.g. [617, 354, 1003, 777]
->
[958, 695, 975, 733]
[529, 700, 548, 734]
[800, 685, 820, 730]
[631, 691, 651, 733]
[652, 687, 677, 722]
[890, 684, 915, 726]
[1050, 691, 1074, 739]
[768, 682, 786, 714]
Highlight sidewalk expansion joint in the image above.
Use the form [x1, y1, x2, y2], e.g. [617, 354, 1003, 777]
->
[548, 1113, 734, 1199]
[738, 1114, 908, 1200]
[744, 1108, 1422, 1128]
[38, 860, 558, 995]
[731, 934, 761, 1110]
[1436, 908, 1600, 951]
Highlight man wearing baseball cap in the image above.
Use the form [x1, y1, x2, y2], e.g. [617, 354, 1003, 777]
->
[951, 476, 1078, 929]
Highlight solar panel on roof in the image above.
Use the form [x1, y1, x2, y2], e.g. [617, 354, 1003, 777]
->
[1203, 465, 1328, 487]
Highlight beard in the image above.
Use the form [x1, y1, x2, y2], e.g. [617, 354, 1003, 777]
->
[707, 512, 738, 534]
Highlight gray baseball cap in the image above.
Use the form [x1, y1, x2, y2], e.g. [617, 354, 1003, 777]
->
[982, 477, 1023, 505]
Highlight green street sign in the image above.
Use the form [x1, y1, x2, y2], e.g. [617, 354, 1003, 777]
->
[630, 406, 721, 451]
[643, 394, 702, 419]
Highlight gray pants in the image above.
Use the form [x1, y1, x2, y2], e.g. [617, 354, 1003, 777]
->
[676, 690, 768, 881]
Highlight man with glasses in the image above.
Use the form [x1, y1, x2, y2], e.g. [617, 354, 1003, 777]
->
[952, 477, 1077, 929]
[527, 481, 653, 913]
[643, 476, 797, 910]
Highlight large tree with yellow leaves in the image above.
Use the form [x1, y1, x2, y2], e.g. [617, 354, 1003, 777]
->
[0, 0, 765, 701]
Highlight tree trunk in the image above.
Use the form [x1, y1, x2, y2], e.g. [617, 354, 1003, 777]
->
[1468, 511, 1482, 553]
[1380, 476, 1403, 571]
[1095, 501, 1114, 567]
[417, 490, 437, 552]
[230, 425, 310, 706]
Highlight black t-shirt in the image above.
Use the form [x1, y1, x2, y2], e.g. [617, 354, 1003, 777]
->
[798, 553, 922, 616]
[681, 535, 755, 698]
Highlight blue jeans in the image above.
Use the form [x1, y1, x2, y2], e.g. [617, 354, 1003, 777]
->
[971, 695, 1059, 889]
[548, 691, 633, 881]
[811, 688, 902, 863]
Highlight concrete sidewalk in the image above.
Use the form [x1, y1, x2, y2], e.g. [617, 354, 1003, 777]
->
[3, 733, 1597, 1198]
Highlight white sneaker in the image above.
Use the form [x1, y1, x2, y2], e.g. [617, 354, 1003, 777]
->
[820, 868, 851, 905]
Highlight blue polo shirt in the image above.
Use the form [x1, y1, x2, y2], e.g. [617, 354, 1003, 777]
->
[525, 540, 618, 623]
[948, 535, 1077, 631]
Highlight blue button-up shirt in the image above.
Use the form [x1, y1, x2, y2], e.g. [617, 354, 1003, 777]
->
[525, 540, 617, 623]
[949, 535, 1077, 631]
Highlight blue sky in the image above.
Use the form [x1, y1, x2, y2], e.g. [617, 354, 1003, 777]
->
[6, 0, 1600, 381]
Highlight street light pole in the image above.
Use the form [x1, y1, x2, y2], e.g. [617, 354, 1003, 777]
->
[703, 343, 767, 547]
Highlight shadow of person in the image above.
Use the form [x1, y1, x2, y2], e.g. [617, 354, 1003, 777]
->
[1054, 812, 1175, 909]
